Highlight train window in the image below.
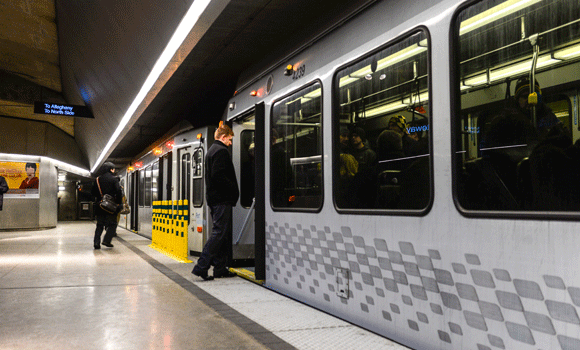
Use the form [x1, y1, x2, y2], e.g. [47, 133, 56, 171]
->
[181, 152, 191, 205]
[240, 130, 255, 208]
[192, 147, 203, 207]
[334, 31, 431, 211]
[139, 169, 145, 207]
[453, 0, 580, 215]
[151, 162, 159, 203]
[271, 82, 323, 210]
[144, 165, 152, 207]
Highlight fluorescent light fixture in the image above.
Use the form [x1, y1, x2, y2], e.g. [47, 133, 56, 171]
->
[59, 186, 65, 191]
[553, 43, 580, 60]
[460, 0, 542, 36]
[303, 88, 322, 99]
[461, 45, 580, 91]
[363, 92, 429, 118]
[0, 153, 90, 178]
[284, 88, 322, 106]
[339, 40, 428, 88]
[91, 0, 213, 173]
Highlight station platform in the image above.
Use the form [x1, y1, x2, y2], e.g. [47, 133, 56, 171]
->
[0, 222, 410, 350]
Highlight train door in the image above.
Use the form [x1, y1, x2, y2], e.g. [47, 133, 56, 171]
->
[177, 142, 206, 254]
[230, 103, 266, 280]
[231, 111, 257, 267]
[130, 171, 139, 231]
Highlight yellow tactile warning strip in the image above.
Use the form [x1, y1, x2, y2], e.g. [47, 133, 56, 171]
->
[149, 243, 192, 263]
[230, 268, 264, 285]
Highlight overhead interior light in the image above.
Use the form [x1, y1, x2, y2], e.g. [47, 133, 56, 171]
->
[91, 0, 213, 173]
[553, 43, 580, 60]
[339, 40, 428, 88]
[461, 46, 579, 91]
[459, 0, 542, 36]
[303, 88, 322, 99]
[363, 92, 429, 118]
[59, 186, 65, 191]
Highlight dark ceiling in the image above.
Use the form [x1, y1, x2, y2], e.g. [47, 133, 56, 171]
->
[1, 0, 375, 172]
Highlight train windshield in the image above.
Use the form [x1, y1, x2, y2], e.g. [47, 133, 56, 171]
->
[454, 0, 580, 214]
[333, 31, 431, 211]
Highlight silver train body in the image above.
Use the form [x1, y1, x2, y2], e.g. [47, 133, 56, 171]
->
[124, 0, 580, 348]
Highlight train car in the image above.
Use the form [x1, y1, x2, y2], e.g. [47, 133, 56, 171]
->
[120, 0, 580, 348]
[221, 0, 580, 349]
[122, 123, 217, 255]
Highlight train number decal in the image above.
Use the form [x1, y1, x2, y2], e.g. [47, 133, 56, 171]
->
[293, 64, 306, 80]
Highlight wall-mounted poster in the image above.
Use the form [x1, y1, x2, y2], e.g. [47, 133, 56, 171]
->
[0, 162, 40, 198]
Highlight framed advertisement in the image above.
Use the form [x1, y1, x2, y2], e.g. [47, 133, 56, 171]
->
[0, 162, 40, 198]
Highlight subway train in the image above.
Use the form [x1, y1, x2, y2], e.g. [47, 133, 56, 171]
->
[120, 0, 580, 348]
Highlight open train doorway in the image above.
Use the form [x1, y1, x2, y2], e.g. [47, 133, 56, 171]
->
[230, 103, 265, 281]
[231, 110, 256, 267]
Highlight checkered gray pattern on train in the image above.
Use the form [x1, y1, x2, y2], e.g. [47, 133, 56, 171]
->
[265, 222, 580, 350]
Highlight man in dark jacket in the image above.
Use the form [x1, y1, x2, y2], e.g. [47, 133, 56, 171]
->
[0, 175, 8, 211]
[91, 162, 123, 249]
[192, 124, 239, 280]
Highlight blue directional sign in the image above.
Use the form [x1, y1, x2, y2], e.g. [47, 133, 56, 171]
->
[34, 102, 93, 118]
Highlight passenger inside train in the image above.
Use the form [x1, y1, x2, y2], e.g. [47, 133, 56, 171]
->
[455, 0, 580, 213]
[332, 30, 432, 211]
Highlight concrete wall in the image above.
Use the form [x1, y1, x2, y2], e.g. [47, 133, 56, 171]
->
[0, 117, 90, 229]
[0, 116, 88, 169]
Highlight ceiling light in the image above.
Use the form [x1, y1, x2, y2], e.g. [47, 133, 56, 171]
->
[553, 43, 580, 60]
[339, 40, 427, 88]
[459, 0, 542, 36]
[461, 52, 570, 91]
[363, 92, 429, 118]
[91, 0, 213, 173]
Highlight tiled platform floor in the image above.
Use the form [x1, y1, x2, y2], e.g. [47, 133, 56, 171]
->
[0, 222, 410, 350]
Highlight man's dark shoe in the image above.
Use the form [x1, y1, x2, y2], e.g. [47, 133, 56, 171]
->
[102, 242, 114, 248]
[192, 269, 214, 281]
[94, 244, 101, 250]
[214, 270, 237, 278]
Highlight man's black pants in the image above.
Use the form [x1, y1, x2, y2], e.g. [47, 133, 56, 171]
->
[193, 204, 232, 275]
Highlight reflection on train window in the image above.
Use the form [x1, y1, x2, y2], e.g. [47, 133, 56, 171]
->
[454, 0, 580, 213]
[152, 162, 159, 203]
[240, 129, 255, 208]
[181, 153, 191, 206]
[192, 148, 203, 207]
[139, 169, 145, 207]
[271, 82, 322, 210]
[334, 31, 431, 210]
[144, 165, 152, 207]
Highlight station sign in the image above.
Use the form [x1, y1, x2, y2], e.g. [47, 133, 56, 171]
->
[34, 102, 93, 118]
